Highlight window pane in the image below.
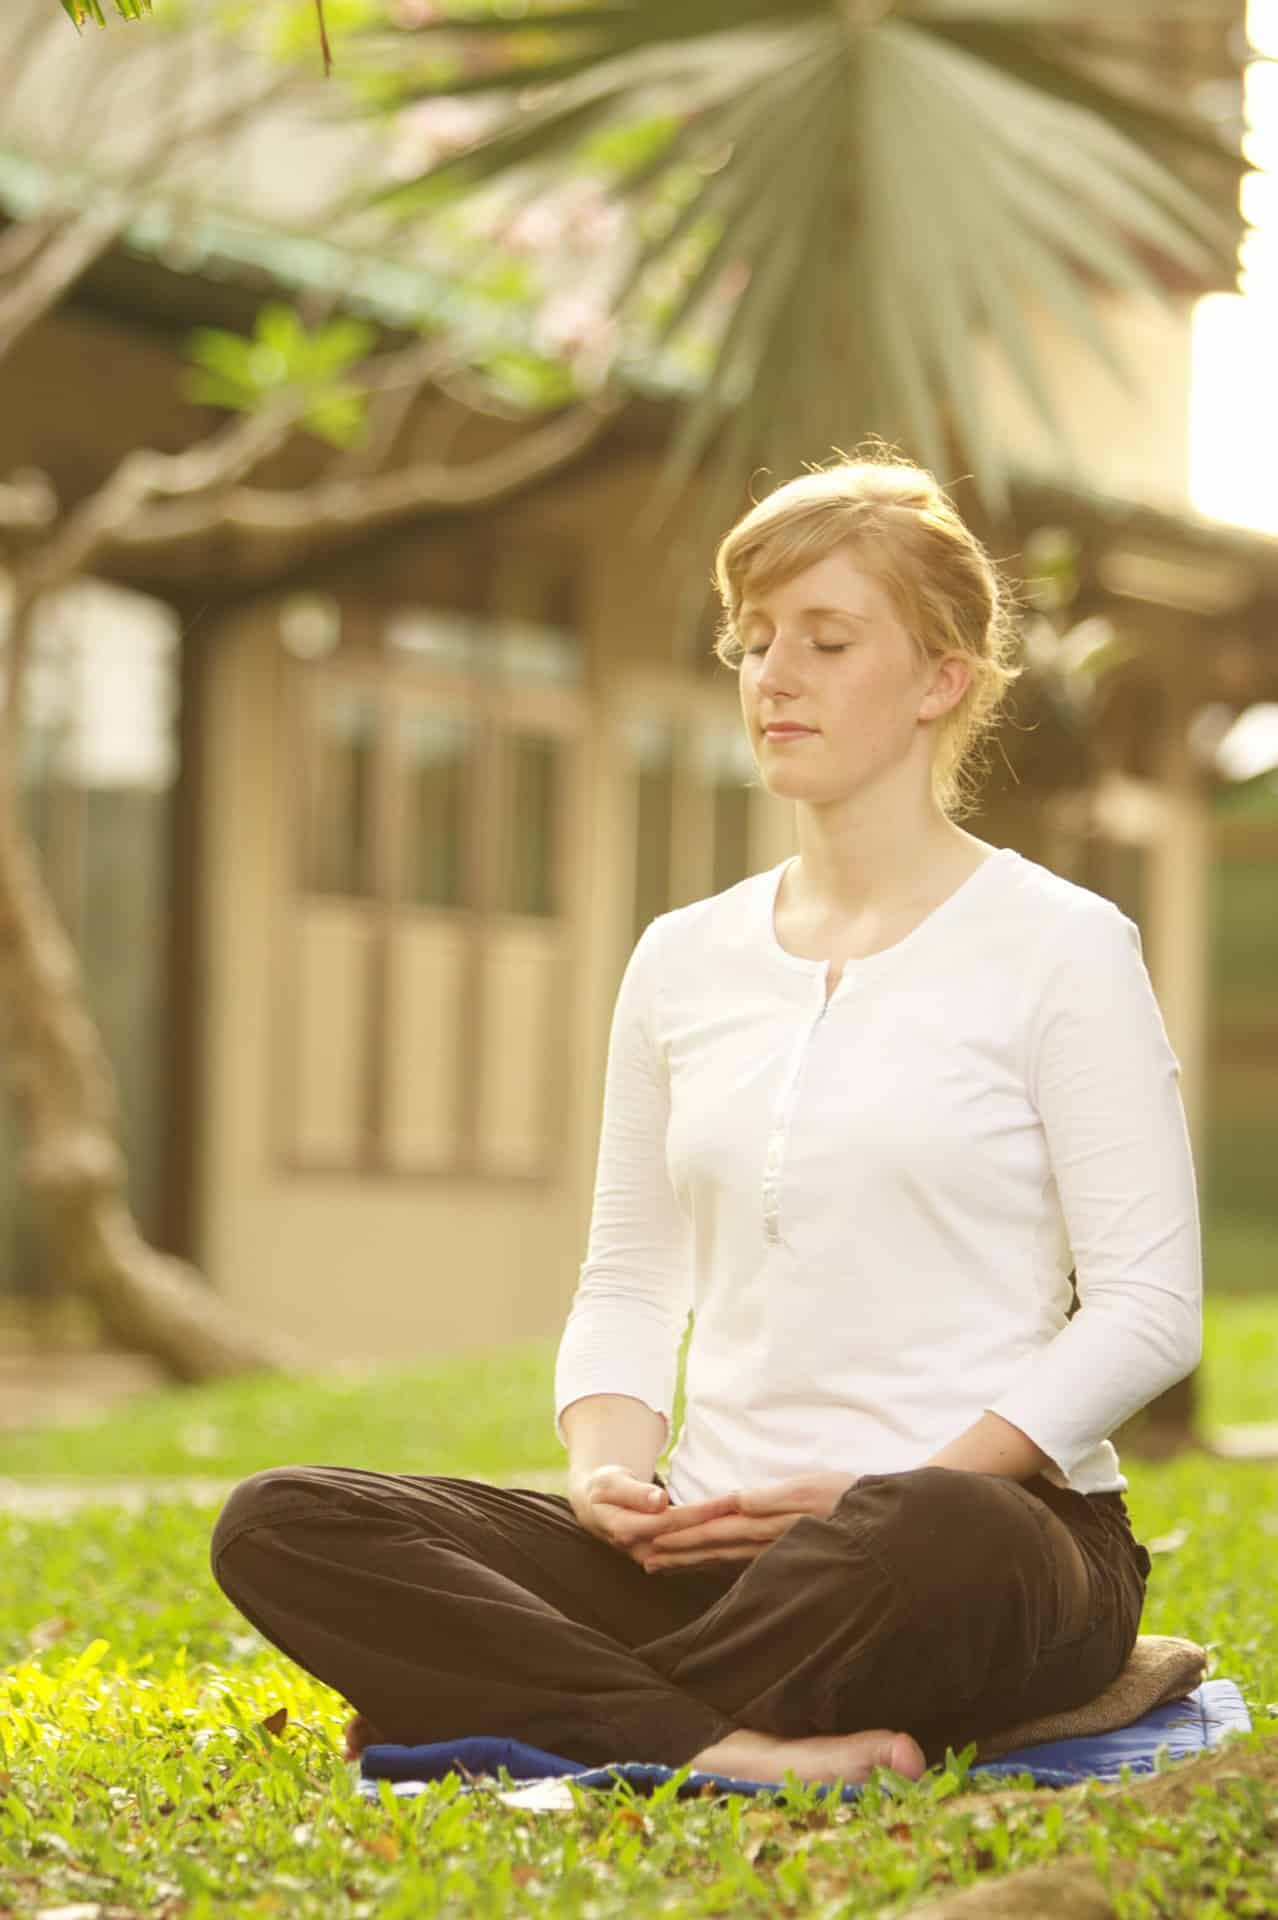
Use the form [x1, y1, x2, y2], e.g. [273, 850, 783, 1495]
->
[627, 714, 675, 947]
[399, 708, 474, 909]
[499, 732, 559, 918]
[494, 620, 583, 686]
[387, 609, 491, 676]
[303, 685, 377, 897]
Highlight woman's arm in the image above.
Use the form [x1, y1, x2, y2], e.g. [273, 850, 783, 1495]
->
[980, 901, 1203, 1480]
[922, 1409, 1053, 1479]
[554, 916, 692, 1458]
[560, 1391, 668, 1485]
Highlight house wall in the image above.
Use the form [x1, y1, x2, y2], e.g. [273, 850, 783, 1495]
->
[198, 600, 585, 1362]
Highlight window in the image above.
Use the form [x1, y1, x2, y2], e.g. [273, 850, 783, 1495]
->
[499, 732, 559, 918]
[280, 577, 584, 1182]
[300, 682, 377, 897]
[398, 707, 475, 911]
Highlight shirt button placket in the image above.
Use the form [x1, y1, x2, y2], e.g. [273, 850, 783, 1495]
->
[763, 976, 848, 1242]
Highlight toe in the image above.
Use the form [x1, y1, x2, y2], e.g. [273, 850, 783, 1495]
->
[888, 1732, 927, 1780]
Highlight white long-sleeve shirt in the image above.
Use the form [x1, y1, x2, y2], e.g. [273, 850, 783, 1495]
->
[554, 845, 1202, 1500]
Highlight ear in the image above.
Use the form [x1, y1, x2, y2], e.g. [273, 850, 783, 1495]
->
[919, 653, 971, 721]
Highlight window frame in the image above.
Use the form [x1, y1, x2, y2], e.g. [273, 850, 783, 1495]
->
[274, 618, 586, 1184]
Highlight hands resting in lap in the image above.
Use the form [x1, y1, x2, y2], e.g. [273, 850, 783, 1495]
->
[568, 1467, 860, 1571]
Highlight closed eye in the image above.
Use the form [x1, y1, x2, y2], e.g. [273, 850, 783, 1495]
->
[743, 643, 847, 656]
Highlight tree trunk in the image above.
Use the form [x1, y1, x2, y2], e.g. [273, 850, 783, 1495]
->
[0, 740, 293, 1383]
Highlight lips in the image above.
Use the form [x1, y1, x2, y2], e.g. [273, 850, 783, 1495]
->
[764, 725, 815, 735]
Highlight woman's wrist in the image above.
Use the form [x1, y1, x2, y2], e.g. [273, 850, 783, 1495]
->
[560, 1393, 667, 1489]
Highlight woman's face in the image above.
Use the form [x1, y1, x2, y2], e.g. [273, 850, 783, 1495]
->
[736, 546, 954, 802]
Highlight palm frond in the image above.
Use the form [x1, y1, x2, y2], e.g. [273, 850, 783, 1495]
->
[910, 1, 1235, 19]
[60, 0, 153, 23]
[369, 0, 1246, 539]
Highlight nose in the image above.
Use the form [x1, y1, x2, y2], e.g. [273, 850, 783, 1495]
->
[751, 635, 806, 700]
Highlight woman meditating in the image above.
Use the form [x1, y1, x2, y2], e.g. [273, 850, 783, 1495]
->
[210, 455, 1201, 1788]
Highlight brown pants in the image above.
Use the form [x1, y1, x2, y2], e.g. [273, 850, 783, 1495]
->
[209, 1464, 1151, 1769]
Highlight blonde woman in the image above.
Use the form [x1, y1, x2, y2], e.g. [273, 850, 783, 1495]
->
[211, 457, 1200, 1789]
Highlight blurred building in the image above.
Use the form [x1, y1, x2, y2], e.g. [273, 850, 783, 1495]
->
[0, 5, 1274, 1363]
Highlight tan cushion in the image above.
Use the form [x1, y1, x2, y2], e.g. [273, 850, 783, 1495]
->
[973, 1635, 1208, 1763]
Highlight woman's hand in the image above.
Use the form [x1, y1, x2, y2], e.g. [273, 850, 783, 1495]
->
[567, 1464, 739, 1559]
[635, 1471, 862, 1571]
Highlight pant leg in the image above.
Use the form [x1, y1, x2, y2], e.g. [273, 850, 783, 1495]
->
[908, 1474, 1151, 1762]
[634, 1466, 1148, 1764]
[208, 1465, 739, 1767]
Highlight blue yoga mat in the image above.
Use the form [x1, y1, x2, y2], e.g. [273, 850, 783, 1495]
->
[358, 1679, 1250, 1803]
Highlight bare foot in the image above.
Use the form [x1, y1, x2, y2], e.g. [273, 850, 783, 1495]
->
[343, 1712, 387, 1762]
[688, 1725, 926, 1787]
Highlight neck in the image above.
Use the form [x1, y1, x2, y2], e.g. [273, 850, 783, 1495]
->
[789, 804, 981, 921]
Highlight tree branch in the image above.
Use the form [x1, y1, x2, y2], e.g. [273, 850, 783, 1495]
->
[0, 469, 58, 539]
[113, 391, 624, 566]
[0, 208, 132, 368]
[3, 393, 307, 745]
[0, 71, 298, 371]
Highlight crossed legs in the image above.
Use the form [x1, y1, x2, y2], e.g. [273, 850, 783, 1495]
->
[210, 1463, 1143, 1781]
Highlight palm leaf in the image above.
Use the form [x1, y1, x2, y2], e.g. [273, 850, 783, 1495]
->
[60, 0, 153, 22]
[370, 0, 1245, 535]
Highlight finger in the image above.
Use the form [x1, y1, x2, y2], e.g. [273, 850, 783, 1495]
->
[645, 1545, 762, 1569]
[643, 1517, 789, 1557]
[733, 1478, 818, 1516]
[605, 1502, 726, 1548]
[601, 1507, 674, 1548]
[643, 1495, 742, 1537]
[591, 1470, 668, 1513]
[645, 1516, 794, 1558]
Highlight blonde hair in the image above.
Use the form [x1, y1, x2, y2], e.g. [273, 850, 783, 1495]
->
[713, 452, 1024, 821]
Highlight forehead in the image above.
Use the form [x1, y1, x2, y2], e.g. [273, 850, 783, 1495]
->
[738, 547, 898, 624]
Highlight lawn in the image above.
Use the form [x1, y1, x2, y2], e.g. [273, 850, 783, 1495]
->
[1, 1297, 1275, 1918]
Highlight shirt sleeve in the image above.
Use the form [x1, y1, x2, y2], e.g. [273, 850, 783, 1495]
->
[554, 913, 693, 1447]
[986, 899, 1203, 1478]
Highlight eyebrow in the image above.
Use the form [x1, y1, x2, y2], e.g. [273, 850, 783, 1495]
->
[738, 605, 871, 624]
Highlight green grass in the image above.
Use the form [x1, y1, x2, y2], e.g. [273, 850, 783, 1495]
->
[0, 1294, 1273, 1485]
[1, 1305, 1276, 1916]
[0, 1339, 566, 1483]
[1202, 1212, 1276, 1299]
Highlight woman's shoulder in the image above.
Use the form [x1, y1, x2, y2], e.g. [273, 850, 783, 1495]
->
[997, 848, 1137, 946]
[638, 867, 775, 950]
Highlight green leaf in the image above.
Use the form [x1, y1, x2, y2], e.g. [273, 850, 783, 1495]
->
[186, 328, 260, 390]
[180, 371, 257, 414]
[303, 384, 370, 446]
[479, 349, 578, 409]
[294, 317, 379, 379]
[255, 303, 311, 363]
[61, 0, 153, 23]
[576, 111, 682, 181]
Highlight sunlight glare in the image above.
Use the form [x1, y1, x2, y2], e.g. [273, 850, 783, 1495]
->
[1189, 0, 1278, 534]
[1248, 0, 1278, 56]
